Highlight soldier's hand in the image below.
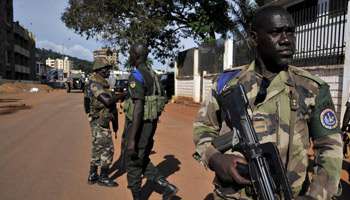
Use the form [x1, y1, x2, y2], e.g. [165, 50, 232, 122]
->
[208, 152, 250, 185]
[87, 114, 92, 122]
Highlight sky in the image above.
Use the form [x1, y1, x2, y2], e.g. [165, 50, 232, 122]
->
[13, 0, 196, 69]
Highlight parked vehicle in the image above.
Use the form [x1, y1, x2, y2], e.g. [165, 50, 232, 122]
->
[65, 73, 85, 93]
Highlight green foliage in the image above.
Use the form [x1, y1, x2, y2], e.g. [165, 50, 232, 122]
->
[36, 48, 93, 73]
[62, 0, 258, 63]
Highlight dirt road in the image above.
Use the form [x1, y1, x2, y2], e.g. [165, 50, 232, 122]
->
[0, 90, 213, 200]
[0, 90, 349, 200]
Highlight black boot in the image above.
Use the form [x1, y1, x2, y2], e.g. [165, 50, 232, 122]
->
[98, 166, 118, 187]
[131, 189, 141, 200]
[155, 178, 178, 200]
[87, 165, 99, 185]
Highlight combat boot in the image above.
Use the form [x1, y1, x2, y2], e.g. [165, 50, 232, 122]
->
[155, 177, 178, 200]
[87, 165, 99, 184]
[98, 166, 118, 187]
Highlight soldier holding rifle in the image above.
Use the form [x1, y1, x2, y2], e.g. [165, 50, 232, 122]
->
[193, 6, 342, 200]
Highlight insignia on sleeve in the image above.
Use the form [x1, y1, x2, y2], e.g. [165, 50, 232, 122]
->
[320, 108, 338, 129]
[130, 81, 136, 88]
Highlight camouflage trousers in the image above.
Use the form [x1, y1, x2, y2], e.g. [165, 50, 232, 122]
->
[90, 120, 114, 167]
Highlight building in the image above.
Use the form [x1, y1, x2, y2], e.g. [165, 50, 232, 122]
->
[36, 61, 53, 82]
[13, 21, 36, 80]
[93, 48, 118, 69]
[0, 0, 37, 81]
[0, 0, 14, 79]
[46, 57, 73, 78]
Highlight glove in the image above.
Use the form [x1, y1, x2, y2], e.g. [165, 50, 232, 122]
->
[208, 152, 250, 185]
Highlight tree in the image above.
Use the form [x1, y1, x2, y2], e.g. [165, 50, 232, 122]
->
[62, 0, 258, 64]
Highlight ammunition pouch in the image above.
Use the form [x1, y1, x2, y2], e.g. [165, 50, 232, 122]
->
[124, 65, 167, 121]
[124, 95, 166, 121]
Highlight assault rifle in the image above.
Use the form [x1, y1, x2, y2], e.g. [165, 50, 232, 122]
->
[212, 84, 293, 200]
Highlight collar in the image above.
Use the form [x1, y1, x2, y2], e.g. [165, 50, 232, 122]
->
[237, 61, 293, 108]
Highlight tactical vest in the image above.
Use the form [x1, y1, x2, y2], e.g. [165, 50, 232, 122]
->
[124, 67, 167, 121]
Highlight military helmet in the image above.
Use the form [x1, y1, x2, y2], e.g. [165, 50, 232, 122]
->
[92, 57, 112, 71]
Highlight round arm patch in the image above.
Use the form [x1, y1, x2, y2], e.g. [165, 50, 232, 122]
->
[320, 108, 338, 129]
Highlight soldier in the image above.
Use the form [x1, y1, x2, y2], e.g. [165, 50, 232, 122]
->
[193, 6, 343, 200]
[85, 58, 119, 187]
[123, 43, 178, 200]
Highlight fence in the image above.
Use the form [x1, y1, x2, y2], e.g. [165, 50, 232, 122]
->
[289, 0, 348, 66]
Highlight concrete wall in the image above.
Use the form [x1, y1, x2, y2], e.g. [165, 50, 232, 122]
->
[175, 40, 233, 103]
[175, 79, 194, 98]
[202, 73, 216, 103]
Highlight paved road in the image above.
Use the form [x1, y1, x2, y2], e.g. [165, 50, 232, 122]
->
[0, 90, 349, 200]
[0, 91, 213, 200]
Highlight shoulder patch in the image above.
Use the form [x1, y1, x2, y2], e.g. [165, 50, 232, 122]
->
[131, 69, 144, 84]
[217, 70, 241, 94]
[320, 108, 338, 129]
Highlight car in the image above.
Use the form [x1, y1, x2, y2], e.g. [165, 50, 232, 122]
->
[65, 73, 85, 93]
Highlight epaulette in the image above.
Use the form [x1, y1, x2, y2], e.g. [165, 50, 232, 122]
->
[290, 66, 325, 86]
[217, 69, 241, 94]
[131, 68, 145, 84]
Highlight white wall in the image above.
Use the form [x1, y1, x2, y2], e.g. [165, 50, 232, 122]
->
[175, 79, 194, 97]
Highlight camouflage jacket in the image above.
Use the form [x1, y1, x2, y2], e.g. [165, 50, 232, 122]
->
[88, 73, 114, 128]
[193, 61, 343, 199]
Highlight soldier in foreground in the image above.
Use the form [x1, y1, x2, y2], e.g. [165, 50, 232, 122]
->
[193, 6, 343, 200]
[123, 43, 178, 200]
[84, 58, 119, 187]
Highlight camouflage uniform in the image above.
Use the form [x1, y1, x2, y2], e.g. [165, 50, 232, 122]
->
[193, 61, 343, 200]
[87, 72, 115, 167]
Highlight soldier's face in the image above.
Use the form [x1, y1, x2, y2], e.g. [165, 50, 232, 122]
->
[255, 13, 296, 70]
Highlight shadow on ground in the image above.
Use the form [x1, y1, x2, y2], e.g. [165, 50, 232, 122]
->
[204, 193, 214, 200]
[0, 98, 22, 103]
[141, 154, 182, 200]
[110, 154, 182, 200]
[0, 99, 31, 115]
